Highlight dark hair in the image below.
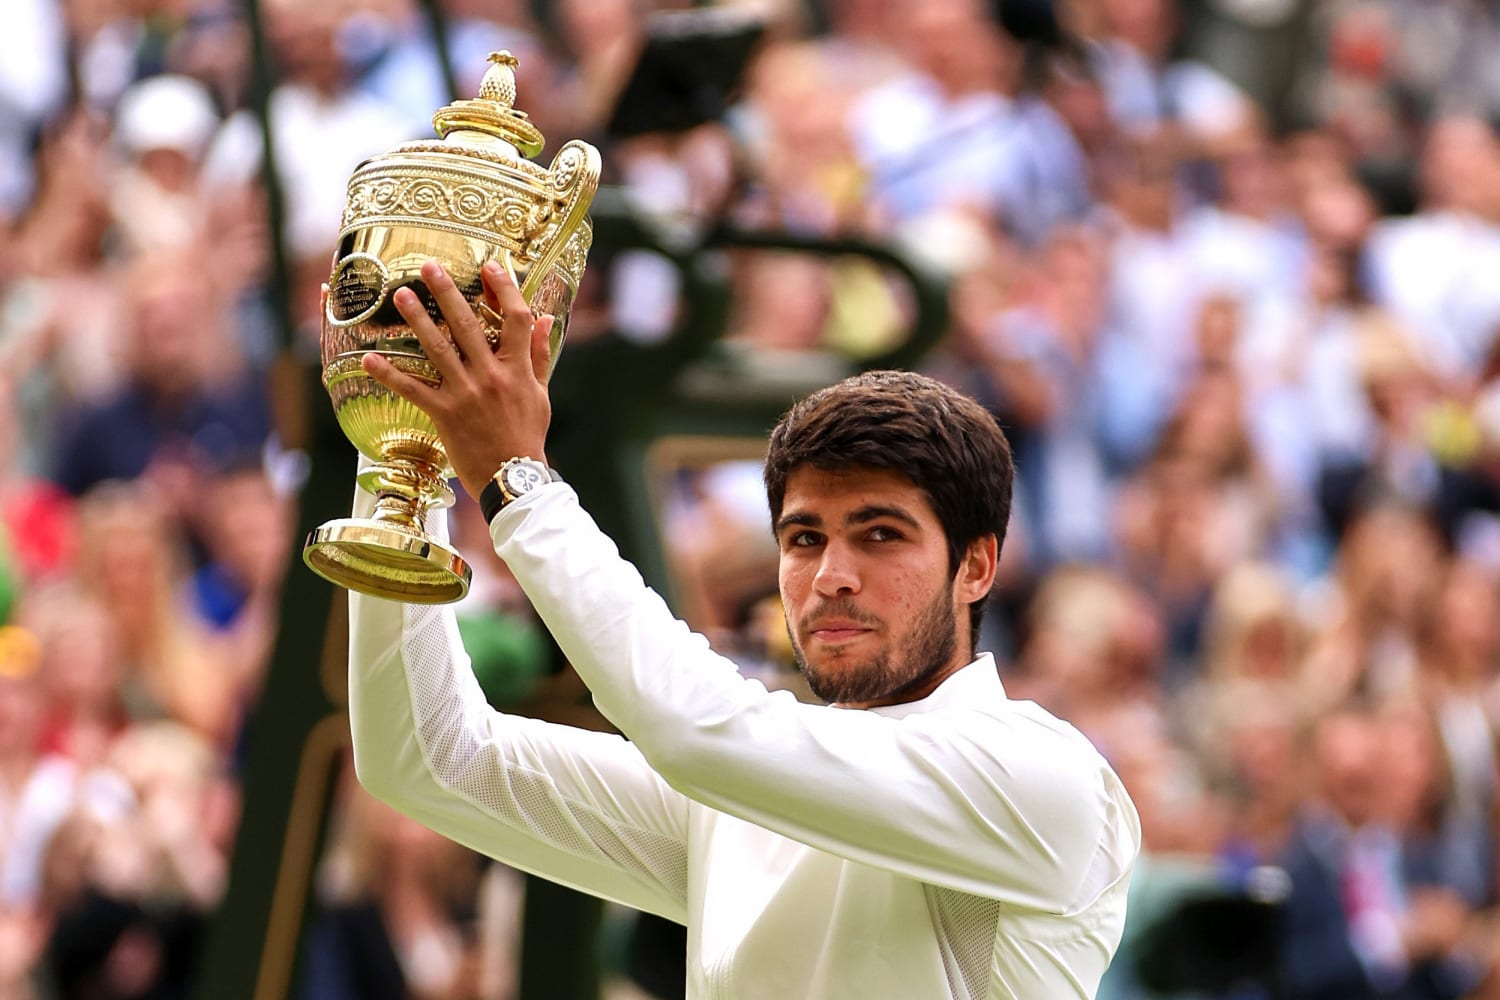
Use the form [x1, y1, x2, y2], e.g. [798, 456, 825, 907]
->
[763, 370, 1014, 652]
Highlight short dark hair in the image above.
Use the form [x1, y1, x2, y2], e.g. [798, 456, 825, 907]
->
[763, 370, 1014, 652]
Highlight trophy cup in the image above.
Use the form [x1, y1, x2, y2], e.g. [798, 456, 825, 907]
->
[303, 52, 600, 604]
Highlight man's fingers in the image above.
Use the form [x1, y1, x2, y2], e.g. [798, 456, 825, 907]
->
[362, 353, 439, 410]
[531, 316, 555, 384]
[421, 260, 491, 366]
[481, 261, 537, 373]
[480, 259, 508, 321]
[393, 286, 465, 383]
[482, 259, 532, 319]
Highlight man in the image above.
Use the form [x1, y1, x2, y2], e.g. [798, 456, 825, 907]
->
[349, 259, 1141, 998]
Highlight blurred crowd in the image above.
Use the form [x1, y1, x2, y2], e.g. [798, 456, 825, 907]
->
[5, 0, 1500, 996]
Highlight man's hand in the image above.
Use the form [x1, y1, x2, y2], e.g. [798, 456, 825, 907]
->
[362, 259, 555, 500]
[1401, 887, 1470, 961]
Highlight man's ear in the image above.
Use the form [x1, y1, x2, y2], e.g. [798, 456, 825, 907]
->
[955, 535, 998, 604]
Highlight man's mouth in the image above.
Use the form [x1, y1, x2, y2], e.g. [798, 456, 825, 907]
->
[808, 621, 874, 643]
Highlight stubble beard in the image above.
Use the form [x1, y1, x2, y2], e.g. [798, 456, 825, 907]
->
[790, 585, 959, 705]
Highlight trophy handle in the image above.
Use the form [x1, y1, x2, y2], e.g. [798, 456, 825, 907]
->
[520, 139, 602, 302]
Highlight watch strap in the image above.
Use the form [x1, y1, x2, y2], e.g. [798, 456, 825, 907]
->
[479, 477, 507, 525]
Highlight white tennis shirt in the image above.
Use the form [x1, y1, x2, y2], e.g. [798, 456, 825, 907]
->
[348, 482, 1141, 999]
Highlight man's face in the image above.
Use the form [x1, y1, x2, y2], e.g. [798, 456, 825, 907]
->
[775, 466, 984, 707]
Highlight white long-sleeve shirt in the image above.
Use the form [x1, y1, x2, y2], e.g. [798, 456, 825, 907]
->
[348, 481, 1141, 999]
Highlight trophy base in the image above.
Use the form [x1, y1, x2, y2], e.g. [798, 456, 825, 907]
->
[304, 519, 472, 604]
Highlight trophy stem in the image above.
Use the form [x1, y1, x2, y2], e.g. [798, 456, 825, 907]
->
[362, 456, 454, 533]
[303, 456, 472, 605]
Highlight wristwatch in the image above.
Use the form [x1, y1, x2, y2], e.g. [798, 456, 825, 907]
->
[480, 457, 555, 524]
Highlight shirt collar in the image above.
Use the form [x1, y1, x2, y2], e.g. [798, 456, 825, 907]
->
[866, 653, 1005, 720]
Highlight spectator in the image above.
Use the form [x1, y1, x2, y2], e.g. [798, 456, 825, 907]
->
[107, 74, 221, 255]
[304, 782, 487, 1000]
[0, 625, 75, 913]
[1277, 698, 1483, 998]
[49, 247, 270, 500]
[71, 483, 230, 745]
[185, 466, 292, 711]
[44, 722, 231, 1000]
[20, 583, 130, 769]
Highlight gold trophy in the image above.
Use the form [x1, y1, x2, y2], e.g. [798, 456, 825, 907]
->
[303, 52, 600, 604]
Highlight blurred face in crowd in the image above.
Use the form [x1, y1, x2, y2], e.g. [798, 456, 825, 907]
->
[1340, 506, 1443, 627]
[560, 0, 640, 56]
[1228, 711, 1298, 800]
[61, 0, 108, 34]
[126, 261, 214, 396]
[1305, 245, 1359, 307]
[1363, 361, 1432, 436]
[776, 467, 990, 707]
[827, 0, 898, 44]
[1107, 139, 1178, 230]
[1315, 709, 1385, 827]
[199, 470, 292, 593]
[1378, 704, 1443, 830]
[34, 594, 123, 709]
[1042, 58, 1111, 151]
[1163, 369, 1249, 475]
[1193, 294, 1242, 365]
[1014, 568, 1132, 708]
[1040, 228, 1109, 348]
[1101, 0, 1177, 58]
[1206, 564, 1304, 683]
[0, 670, 41, 760]
[78, 487, 177, 617]
[907, 0, 1020, 96]
[1431, 561, 1500, 673]
[1284, 132, 1376, 249]
[1112, 730, 1223, 853]
[1215, 127, 1284, 220]
[1420, 116, 1500, 215]
[733, 255, 831, 351]
[266, 1, 343, 92]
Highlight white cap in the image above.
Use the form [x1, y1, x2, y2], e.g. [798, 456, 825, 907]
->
[113, 74, 221, 160]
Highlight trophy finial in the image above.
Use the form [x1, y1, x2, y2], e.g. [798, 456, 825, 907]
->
[431, 51, 545, 157]
[479, 51, 519, 109]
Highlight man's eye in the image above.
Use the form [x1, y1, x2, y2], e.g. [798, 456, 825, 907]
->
[868, 526, 903, 542]
[790, 531, 822, 547]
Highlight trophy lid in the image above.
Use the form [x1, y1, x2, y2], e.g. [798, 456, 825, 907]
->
[430, 51, 546, 158]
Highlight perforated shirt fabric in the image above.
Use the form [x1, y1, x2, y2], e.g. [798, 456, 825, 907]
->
[347, 480, 1141, 1000]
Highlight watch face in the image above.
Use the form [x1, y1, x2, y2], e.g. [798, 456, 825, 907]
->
[502, 460, 548, 497]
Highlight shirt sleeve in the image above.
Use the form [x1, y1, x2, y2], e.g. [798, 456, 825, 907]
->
[345, 482, 692, 924]
[491, 484, 1139, 914]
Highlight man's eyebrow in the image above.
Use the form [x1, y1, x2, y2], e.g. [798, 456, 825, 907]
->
[847, 504, 921, 529]
[776, 505, 922, 536]
[775, 512, 821, 535]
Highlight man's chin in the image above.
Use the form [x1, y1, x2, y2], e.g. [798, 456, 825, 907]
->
[802, 660, 888, 706]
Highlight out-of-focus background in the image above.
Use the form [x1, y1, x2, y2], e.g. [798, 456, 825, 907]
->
[5, 0, 1500, 996]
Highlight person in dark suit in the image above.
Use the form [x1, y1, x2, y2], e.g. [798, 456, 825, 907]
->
[1277, 700, 1483, 999]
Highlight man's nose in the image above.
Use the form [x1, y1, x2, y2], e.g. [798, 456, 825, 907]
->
[813, 543, 860, 596]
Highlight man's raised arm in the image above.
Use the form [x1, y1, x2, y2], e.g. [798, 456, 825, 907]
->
[345, 480, 692, 923]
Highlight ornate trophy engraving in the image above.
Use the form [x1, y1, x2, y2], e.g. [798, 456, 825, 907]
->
[303, 52, 601, 603]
